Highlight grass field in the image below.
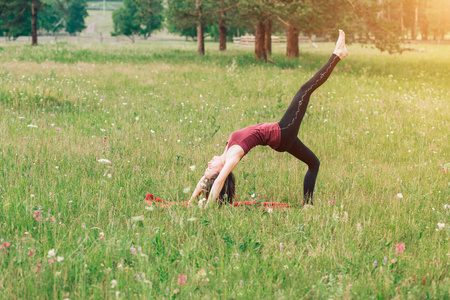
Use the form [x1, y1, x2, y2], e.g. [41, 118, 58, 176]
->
[0, 40, 449, 299]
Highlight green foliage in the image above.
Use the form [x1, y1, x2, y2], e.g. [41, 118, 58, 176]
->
[0, 0, 88, 39]
[0, 0, 32, 39]
[39, 0, 65, 34]
[112, 0, 163, 41]
[136, 0, 164, 39]
[0, 41, 449, 298]
[112, 0, 141, 40]
[65, 0, 88, 35]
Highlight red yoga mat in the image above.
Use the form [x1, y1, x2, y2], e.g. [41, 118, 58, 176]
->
[145, 193, 291, 209]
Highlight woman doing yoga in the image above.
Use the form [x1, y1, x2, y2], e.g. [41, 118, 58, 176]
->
[188, 30, 348, 208]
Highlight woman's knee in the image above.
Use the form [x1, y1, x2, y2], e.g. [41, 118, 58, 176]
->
[309, 157, 320, 171]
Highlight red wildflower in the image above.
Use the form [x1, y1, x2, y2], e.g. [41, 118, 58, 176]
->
[395, 243, 405, 255]
[178, 274, 187, 285]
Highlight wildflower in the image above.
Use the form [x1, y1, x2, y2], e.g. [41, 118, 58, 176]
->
[178, 274, 187, 285]
[391, 259, 397, 263]
[437, 223, 445, 230]
[396, 193, 403, 199]
[373, 260, 377, 267]
[33, 210, 42, 221]
[183, 187, 190, 194]
[0, 242, 10, 248]
[27, 124, 38, 128]
[235, 253, 239, 259]
[267, 208, 273, 213]
[383, 256, 387, 265]
[197, 269, 207, 277]
[47, 249, 56, 258]
[279, 243, 283, 251]
[50, 114, 55, 117]
[444, 204, 449, 210]
[49, 258, 56, 264]
[111, 280, 117, 288]
[28, 250, 35, 256]
[57, 256, 64, 262]
[55, 127, 61, 131]
[130, 247, 136, 255]
[173, 289, 179, 294]
[395, 243, 405, 255]
[97, 159, 111, 164]
[189, 165, 195, 171]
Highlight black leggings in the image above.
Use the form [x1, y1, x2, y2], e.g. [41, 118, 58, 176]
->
[276, 54, 340, 203]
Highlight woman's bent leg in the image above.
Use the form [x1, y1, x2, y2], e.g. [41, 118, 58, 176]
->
[286, 138, 320, 204]
[277, 54, 340, 151]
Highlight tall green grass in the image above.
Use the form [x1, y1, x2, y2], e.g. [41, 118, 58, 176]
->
[0, 41, 448, 299]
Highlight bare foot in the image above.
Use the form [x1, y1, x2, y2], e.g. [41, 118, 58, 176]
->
[333, 29, 348, 59]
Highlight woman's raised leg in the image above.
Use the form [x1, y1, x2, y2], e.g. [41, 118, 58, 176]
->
[277, 30, 347, 151]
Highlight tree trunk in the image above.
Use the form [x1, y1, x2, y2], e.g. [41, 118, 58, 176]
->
[254, 20, 266, 61]
[31, 0, 38, 46]
[286, 24, 299, 58]
[219, 14, 226, 51]
[411, 0, 419, 40]
[264, 18, 272, 55]
[419, 0, 428, 40]
[196, 0, 205, 56]
[197, 22, 205, 55]
[400, 0, 404, 35]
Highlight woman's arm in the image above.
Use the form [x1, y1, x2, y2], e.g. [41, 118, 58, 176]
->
[204, 151, 241, 208]
[188, 176, 206, 206]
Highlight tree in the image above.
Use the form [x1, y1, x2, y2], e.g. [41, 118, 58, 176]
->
[166, 0, 216, 55]
[167, 0, 238, 55]
[237, 0, 274, 61]
[112, 0, 141, 42]
[112, 0, 164, 42]
[136, 0, 164, 39]
[0, 0, 32, 40]
[0, 0, 87, 44]
[38, 0, 65, 35]
[65, 0, 88, 35]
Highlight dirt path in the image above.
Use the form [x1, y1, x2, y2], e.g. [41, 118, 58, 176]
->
[86, 13, 105, 34]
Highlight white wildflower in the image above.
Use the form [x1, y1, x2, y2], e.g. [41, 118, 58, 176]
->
[47, 249, 56, 258]
[97, 159, 111, 164]
[111, 279, 117, 288]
